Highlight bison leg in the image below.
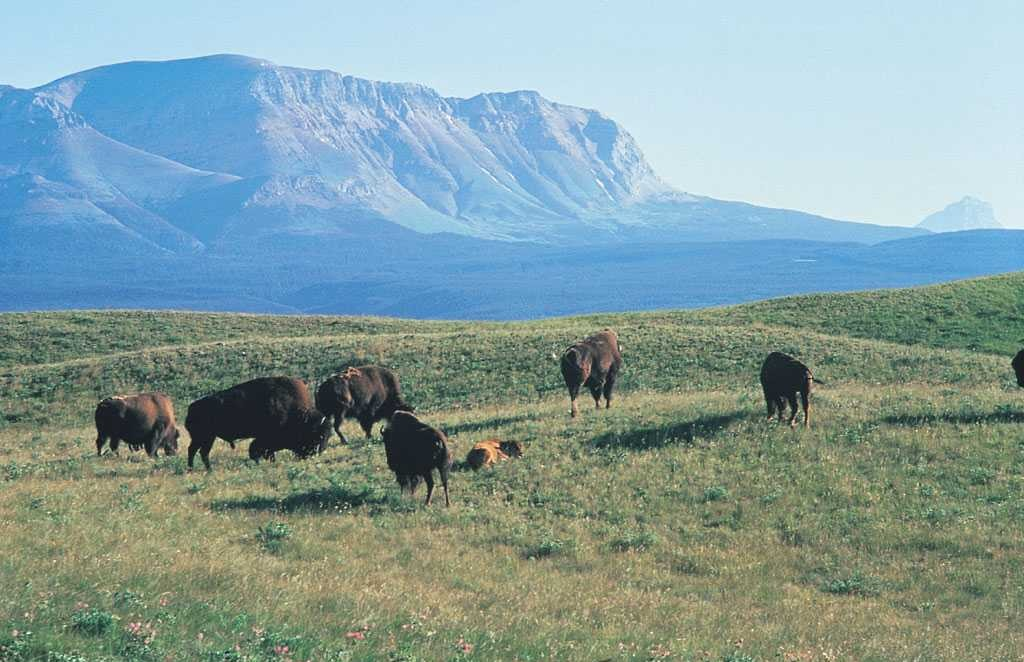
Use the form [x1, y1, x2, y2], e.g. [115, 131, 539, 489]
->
[109, 437, 122, 455]
[423, 472, 435, 506]
[589, 383, 603, 410]
[602, 374, 617, 409]
[774, 396, 786, 422]
[786, 394, 799, 427]
[143, 427, 164, 459]
[801, 390, 810, 428]
[96, 434, 108, 456]
[440, 464, 451, 508]
[188, 435, 215, 471]
[763, 390, 776, 421]
[248, 440, 264, 463]
[358, 415, 375, 440]
[566, 382, 582, 418]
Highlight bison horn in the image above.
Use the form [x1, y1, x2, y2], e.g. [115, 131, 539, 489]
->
[319, 415, 327, 425]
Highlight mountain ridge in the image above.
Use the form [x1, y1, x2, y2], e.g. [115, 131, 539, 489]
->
[10, 53, 923, 248]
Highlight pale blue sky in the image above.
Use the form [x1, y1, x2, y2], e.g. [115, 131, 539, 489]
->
[2, 1, 1021, 227]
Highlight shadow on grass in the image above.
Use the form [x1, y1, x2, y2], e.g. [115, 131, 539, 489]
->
[210, 482, 394, 513]
[444, 413, 541, 436]
[882, 409, 1024, 427]
[591, 412, 747, 450]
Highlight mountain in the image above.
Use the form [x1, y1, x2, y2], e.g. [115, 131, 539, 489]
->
[0, 85, 236, 255]
[26, 54, 922, 247]
[916, 196, 1001, 232]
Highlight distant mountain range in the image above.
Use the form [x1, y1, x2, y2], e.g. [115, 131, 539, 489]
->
[2, 54, 1021, 317]
[3, 54, 922, 256]
[917, 196, 1002, 232]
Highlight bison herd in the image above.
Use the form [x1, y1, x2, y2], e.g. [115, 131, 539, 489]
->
[94, 331, 1024, 506]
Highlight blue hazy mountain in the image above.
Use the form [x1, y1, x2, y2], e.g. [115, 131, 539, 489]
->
[15, 54, 921, 249]
[916, 196, 1002, 232]
[7, 54, 1020, 319]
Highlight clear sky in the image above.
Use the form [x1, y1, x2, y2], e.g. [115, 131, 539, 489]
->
[2, 1, 1021, 227]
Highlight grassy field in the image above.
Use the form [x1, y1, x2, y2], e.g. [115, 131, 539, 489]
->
[1, 274, 1023, 661]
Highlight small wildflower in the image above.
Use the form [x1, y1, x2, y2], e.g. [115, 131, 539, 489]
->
[456, 637, 474, 654]
[197, 632, 204, 641]
[345, 630, 366, 641]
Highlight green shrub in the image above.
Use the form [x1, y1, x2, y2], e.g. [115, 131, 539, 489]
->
[70, 608, 115, 636]
[255, 521, 293, 553]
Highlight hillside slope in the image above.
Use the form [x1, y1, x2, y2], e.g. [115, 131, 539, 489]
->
[0, 276, 1022, 660]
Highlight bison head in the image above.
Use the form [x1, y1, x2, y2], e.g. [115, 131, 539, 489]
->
[1014, 350, 1024, 388]
[317, 376, 354, 416]
[499, 440, 523, 458]
[298, 410, 333, 457]
[162, 427, 181, 456]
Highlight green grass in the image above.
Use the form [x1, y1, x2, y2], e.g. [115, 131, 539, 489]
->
[1, 273, 1023, 660]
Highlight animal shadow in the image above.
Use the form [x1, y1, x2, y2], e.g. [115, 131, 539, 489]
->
[210, 482, 390, 513]
[591, 412, 746, 451]
[444, 413, 540, 436]
[883, 409, 1024, 427]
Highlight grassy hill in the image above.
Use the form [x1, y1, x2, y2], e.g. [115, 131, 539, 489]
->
[1, 274, 1023, 661]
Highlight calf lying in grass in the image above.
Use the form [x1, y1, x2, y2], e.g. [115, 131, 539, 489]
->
[466, 439, 523, 470]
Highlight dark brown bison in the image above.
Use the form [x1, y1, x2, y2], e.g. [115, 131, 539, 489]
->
[185, 377, 331, 470]
[381, 411, 452, 507]
[1013, 350, 1024, 388]
[760, 352, 822, 428]
[94, 393, 180, 457]
[560, 329, 623, 417]
[316, 366, 413, 443]
[465, 439, 523, 470]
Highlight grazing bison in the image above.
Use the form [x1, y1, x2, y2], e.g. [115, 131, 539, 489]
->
[316, 366, 413, 443]
[381, 411, 452, 507]
[560, 329, 623, 417]
[185, 376, 331, 470]
[1014, 350, 1024, 388]
[465, 439, 523, 470]
[760, 352, 821, 428]
[94, 393, 180, 458]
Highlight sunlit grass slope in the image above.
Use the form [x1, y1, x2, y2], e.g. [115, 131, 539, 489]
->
[1, 273, 1022, 661]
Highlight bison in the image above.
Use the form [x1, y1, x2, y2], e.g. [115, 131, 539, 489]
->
[560, 329, 623, 417]
[465, 439, 523, 470]
[760, 352, 821, 428]
[381, 411, 452, 507]
[316, 366, 413, 443]
[94, 393, 180, 458]
[185, 376, 331, 470]
[1013, 350, 1024, 388]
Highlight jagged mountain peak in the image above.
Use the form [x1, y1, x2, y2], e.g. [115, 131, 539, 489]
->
[917, 196, 1001, 232]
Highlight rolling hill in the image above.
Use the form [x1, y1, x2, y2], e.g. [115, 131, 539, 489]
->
[0, 274, 1022, 660]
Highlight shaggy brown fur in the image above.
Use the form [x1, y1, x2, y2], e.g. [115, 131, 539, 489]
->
[185, 377, 330, 470]
[316, 365, 413, 443]
[381, 411, 452, 506]
[759, 352, 820, 428]
[466, 439, 524, 470]
[560, 329, 623, 417]
[1013, 350, 1024, 388]
[94, 393, 179, 458]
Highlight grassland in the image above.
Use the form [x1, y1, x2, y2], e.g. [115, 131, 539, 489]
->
[1, 274, 1023, 661]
